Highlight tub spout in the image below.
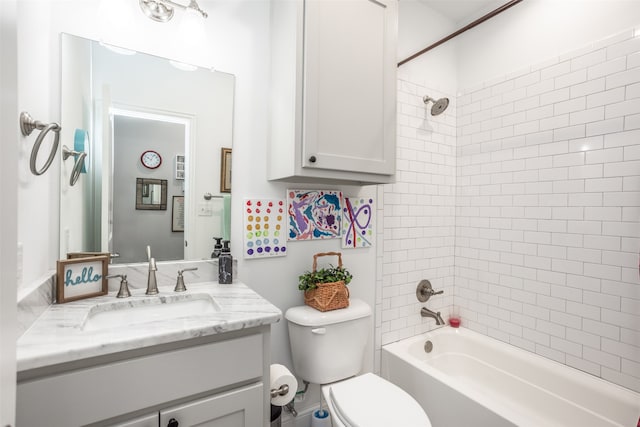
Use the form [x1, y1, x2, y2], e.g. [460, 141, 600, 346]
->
[421, 307, 445, 325]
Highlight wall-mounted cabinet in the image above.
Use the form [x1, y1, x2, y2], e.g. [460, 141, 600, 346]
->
[269, 0, 398, 185]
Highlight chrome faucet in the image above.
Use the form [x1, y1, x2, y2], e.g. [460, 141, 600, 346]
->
[146, 246, 159, 295]
[174, 267, 198, 292]
[106, 274, 131, 298]
[421, 307, 445, 325]
[416, 280, 445, 325]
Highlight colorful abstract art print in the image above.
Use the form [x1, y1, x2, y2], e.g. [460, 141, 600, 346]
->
[287, 190, 343, 240]
[341, 197, 374, 248]
[243, 198, 287, 258]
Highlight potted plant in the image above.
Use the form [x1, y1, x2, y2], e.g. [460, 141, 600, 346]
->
[299, 252, 352, 312]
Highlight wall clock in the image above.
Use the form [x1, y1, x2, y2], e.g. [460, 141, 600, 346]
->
[141, 150, 162, 169]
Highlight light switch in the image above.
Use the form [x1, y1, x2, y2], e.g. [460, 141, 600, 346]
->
[198, 204, 213, 216]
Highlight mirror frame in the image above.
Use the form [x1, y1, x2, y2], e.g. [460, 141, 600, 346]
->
[135, 178, 168, 210]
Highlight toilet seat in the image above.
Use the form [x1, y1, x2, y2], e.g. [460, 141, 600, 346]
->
[321, 373, 432, 427]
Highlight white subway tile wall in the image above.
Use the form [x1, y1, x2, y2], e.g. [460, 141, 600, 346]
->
[377, 27, 640, 393]
[456, 28, 640, 393]
[376, 77, 456, 360]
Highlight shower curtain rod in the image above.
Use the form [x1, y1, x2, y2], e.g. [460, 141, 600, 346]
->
[398, 0, 524, 67]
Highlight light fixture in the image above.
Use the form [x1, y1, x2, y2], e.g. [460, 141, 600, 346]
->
[138, 0, 207, 23]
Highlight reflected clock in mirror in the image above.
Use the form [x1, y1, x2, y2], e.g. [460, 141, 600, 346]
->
[59, 33, 235, 263]
[141, 150, 162, 169]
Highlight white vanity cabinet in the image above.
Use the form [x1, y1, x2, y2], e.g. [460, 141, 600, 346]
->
[269, 0, 398, 184]
[108, 383, 263, 427]
[159, 383, 263, 427]
[17, 329, 270, 427]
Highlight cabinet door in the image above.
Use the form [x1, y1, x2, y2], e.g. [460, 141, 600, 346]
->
[303, 0, 397, 176]
[106, 413, 158, 427]
[159, 383, 263, 427]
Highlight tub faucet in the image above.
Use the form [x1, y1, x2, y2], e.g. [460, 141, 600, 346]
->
[421, 307, 445, 325]
[146, 246, 159, 295]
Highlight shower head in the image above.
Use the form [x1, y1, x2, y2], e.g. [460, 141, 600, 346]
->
[423, 95, 449, 116]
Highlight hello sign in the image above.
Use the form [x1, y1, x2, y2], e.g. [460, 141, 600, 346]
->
[56, 255, 109, 303]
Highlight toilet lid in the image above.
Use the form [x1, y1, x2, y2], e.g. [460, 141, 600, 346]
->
[323, 373, 432, 427]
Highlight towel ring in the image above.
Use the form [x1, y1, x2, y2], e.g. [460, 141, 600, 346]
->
[20, 111, 61, 176]
[62, 145, 87, 186]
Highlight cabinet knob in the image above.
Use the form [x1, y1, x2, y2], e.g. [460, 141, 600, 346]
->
[167, 418, 179, 427]
[308, 155, 317, 163]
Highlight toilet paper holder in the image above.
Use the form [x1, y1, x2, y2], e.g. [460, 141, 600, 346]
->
[271, 384, 289, 398]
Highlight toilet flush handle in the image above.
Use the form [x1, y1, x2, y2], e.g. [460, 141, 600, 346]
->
[311, 328, 326, 335]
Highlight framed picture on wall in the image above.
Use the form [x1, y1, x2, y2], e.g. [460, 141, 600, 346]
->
[220, 147, 232, 193]
[172, 196, 185, 232]
[175, 154, 185, 180]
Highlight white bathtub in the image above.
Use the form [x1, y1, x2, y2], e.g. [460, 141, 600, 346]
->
[381, 327, 640, 427]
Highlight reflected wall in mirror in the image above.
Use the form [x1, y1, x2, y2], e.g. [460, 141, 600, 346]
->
[60, 34, 235, 264]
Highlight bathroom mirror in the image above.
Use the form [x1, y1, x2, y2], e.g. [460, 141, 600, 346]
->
[60, 33, 235, 263]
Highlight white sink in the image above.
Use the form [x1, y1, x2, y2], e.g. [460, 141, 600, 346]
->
[82, 293, 221, 331]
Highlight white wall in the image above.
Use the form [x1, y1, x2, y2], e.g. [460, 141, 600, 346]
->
[456, 0, 640, 91]
[372, 0, 460, 371]
[376, 78, 457, 357]
[1, 1, 18, 424]
[397, 0, 458, 94]
[456, 20, 640, 394]
[17, 0, 58, 293]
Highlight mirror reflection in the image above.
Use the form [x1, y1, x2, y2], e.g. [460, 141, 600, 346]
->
[60, 34, 235, 264]
[136, 178, 167, 209]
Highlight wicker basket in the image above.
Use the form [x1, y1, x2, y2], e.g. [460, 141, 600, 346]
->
[303, 252, 350, 312]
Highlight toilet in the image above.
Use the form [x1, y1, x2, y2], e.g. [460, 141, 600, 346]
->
[285, 299, 432, 427]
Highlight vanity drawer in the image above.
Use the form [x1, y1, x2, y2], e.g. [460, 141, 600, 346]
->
[17, 333, 263, 427]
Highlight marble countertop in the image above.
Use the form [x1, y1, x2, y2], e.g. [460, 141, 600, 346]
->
[17, 281, 282, 372]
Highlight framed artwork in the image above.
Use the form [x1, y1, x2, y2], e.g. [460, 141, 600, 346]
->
[287, 189, 342, 240]
[242, 198, 287, 259]
[220, 147, 232, 193]
[56, 255, 109, 303]
[341, 197, 374, 248]
[136, 178, 167, 210]
[172, 196, 185, 232]
[175, 154, 185, 180]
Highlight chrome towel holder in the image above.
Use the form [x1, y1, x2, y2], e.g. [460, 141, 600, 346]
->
[62, 145, 87, 186]
[20, 111, 61, 176]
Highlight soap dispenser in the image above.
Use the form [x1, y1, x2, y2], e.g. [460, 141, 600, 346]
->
[211, 237, 223, 258]
[218, 240, 233, 284]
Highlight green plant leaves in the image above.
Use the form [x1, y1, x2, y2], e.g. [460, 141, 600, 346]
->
[298, 264, 353, 291]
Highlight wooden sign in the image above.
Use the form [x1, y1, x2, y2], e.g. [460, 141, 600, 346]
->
[56, 255, 109, 303]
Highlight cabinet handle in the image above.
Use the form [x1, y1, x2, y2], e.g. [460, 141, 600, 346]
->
[308, 155, 317, 163]
[167, 418, 179, 427]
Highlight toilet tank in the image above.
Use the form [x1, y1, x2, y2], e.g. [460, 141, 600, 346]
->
[285, 299, 371, 384]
